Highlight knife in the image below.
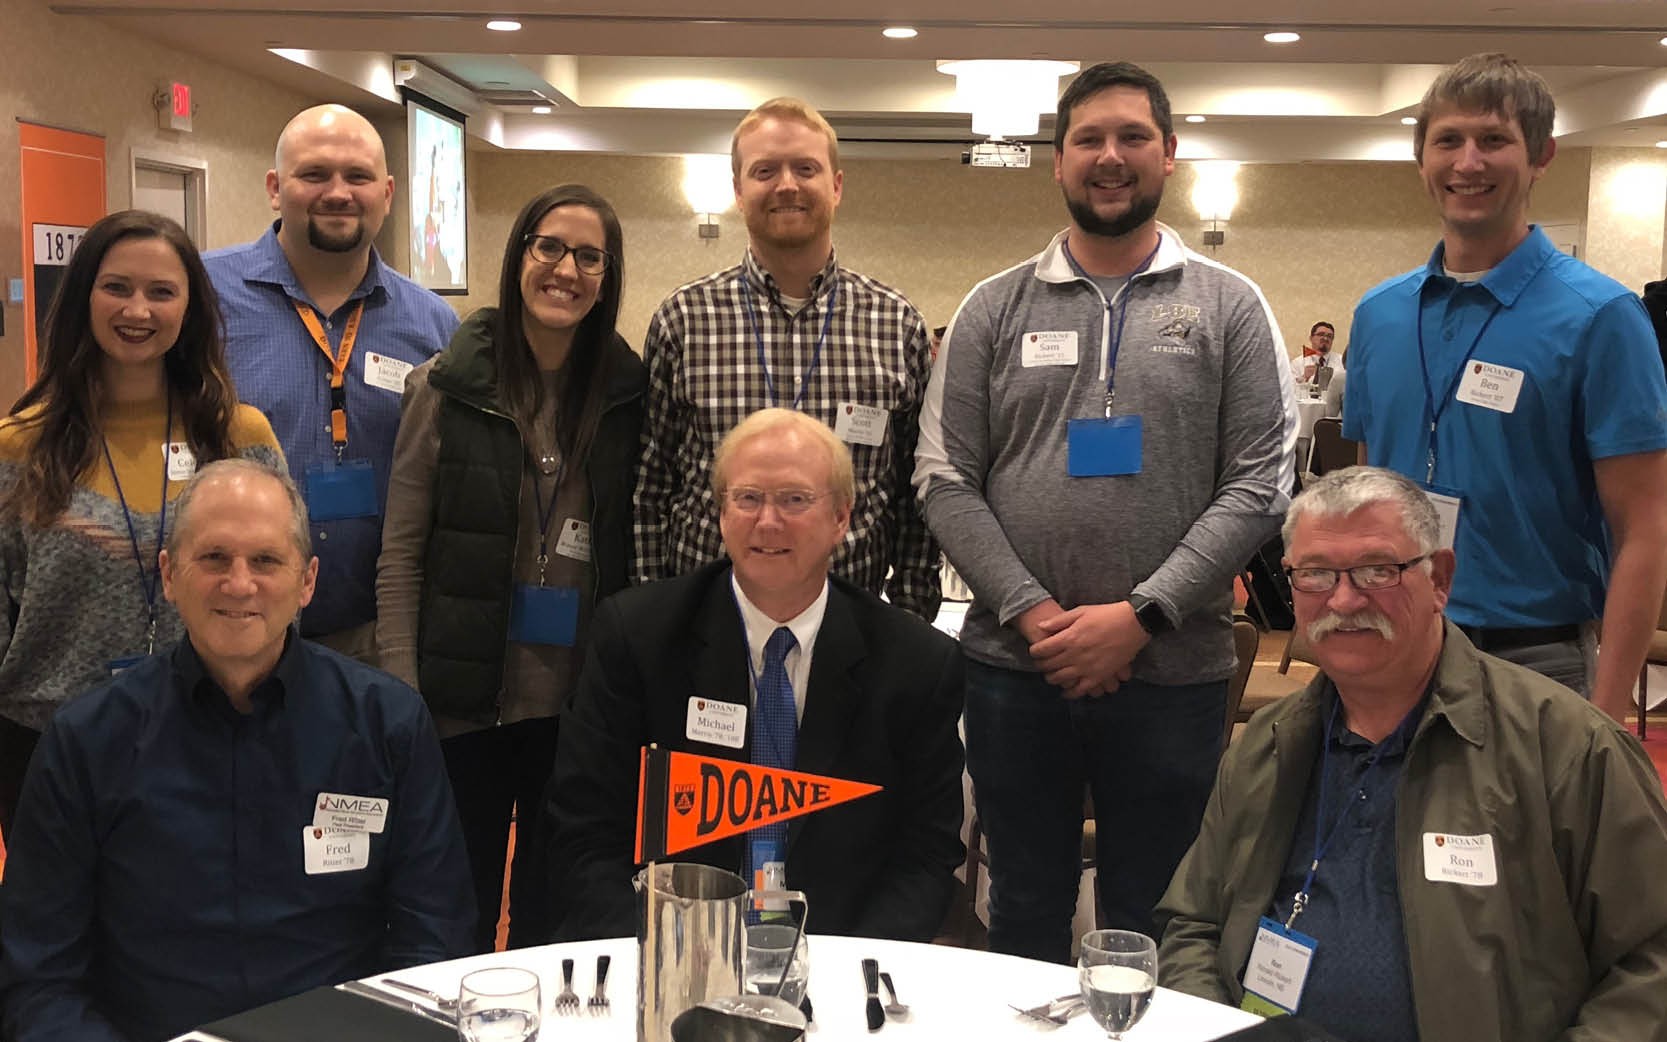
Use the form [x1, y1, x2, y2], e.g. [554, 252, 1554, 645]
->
[338, 979, 459, 1027]
[861, 958, 884, 1031]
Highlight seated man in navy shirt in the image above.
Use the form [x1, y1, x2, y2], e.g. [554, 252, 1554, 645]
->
[0, 459, 473, 1042]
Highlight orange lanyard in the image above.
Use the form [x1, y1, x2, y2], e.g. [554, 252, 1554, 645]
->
[292, 299, 365, 457]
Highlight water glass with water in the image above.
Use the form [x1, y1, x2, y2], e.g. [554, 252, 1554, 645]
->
[743, 922, 811, 1007]
[1078, 929, 1157, 1039]
[458, 966, 541, 1042]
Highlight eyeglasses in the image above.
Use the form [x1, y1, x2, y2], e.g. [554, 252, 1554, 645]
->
[723, 487, 832, 516]
[1284, 555, 1429, 594]
[522, 234, 610, 275]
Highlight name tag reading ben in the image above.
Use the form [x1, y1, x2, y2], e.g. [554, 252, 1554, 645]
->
[364, 352, 414, 394]
[833, 402, 886, 447]
[1422, 832, 1498, 886]
[1454, 361, 1524, 414]
[314, 791, 389, 833]
[1239, 917, 1317, 1017]
[1021, 331, 1079, 367]
[686, 696, 747, 749]
[1067, 416, 1142, 476]
[303, 827, 370, 875]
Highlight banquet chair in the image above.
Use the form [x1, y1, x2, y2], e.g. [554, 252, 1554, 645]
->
[959, 787, 1098, 947]
[1636, 587, 1667, 739]
[1308, 418, 1358, 477]
[1223, 616, 1260, 745]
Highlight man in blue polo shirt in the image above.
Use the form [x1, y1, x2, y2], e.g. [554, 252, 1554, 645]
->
[1344, 52, 1667, 722]
[206, 104, 458, 664]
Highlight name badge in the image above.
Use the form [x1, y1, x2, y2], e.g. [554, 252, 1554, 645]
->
[1021, 331, 1079, 367]
[686, 696, 747, 749]
[364, 352, 414, 394]
[1423, 832, 1498, 886]
[304, 460, 379, 521]
[164, 442, 197, 482]
[1423, 487, 1462, 550]
[750, 836, 789, 912]
[1455, 361, 1524, 414]
[553, 518, 592, 562]
[302, 826, 370, 875]
[314, 791, 390, 834]
[1067, 416, 1143, 476]
[510, 583, 579, 646]
[1239, 916, 1317, 1017]
[107, 655, 145, 676]
[833, 402, 886, 447]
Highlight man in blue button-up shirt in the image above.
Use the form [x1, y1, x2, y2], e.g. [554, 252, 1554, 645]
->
[205, 105, 459, 661]
[0, 460, 473, 1042]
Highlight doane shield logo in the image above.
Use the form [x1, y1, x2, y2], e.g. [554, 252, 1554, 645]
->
[672, 783, 697, 816]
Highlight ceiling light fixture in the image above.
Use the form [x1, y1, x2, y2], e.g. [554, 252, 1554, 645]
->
[531, 105, 552, 114]
[883, 26, 918, 39]
[1186, 115, 1206, 124]
[1401, 116, 1418, 125]
[1660, 36, 1667, 46]
[1656, 140, 1667, 148]
[486, 19, 521, 31]
[938, 59, 1080, 139]
[1264, 31, 1301, 44]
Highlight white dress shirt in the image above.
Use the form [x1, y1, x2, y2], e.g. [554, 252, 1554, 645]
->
[730, 576, 829, 724]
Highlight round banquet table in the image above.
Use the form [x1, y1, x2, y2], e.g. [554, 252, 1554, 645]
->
[1295, 396, 1329, 472]
[180, 934, 1261, 1041]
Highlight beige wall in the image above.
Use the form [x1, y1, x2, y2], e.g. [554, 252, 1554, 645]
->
[1585, 147, 1667, 296]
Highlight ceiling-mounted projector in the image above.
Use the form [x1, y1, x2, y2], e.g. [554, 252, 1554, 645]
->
[961, 141, 1031, 168]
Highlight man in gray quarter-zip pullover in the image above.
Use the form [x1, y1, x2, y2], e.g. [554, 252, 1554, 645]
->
[914, 61, 1298, 963]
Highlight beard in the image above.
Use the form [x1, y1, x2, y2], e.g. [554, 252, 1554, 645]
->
[1063, 182, 1163, 239]
[307, 213, 365, 253]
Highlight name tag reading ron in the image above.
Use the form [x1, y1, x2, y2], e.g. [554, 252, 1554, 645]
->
[1067, 416, 1143, 476]
[834, 402, 887, 447]
[1422, 832, 1498, 886]
[1239, 917, 1317, 1017]
[1021, 331, 1079, 367]
[686, 696, 747, 749]
[363, 351, 414, 394]
[1454, 361, 1524, 414]
[314, 791, 389, 834]
[302, 827, 370, 875]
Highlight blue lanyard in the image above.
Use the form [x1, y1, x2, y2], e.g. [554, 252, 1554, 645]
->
[739, 272, 839, 412]
[101, 396, 173, 656]
[1062, 237, 1161, 417]
[1413, 276, 1503, 484]
[530, 458, 568, 587]
[1284, 696, 1422, 931]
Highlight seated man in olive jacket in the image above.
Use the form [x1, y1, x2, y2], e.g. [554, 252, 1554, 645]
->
[544, 409, 965, 941]
[1156, 467, 1667, 1042]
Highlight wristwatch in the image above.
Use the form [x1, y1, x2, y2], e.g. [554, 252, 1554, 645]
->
[1129, 594, 1172, 636]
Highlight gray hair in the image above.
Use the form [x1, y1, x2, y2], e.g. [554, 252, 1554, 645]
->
[1282, 466, 1440, 556]
[1413, 53, 1555, 165]
[167, 458, 312, 560]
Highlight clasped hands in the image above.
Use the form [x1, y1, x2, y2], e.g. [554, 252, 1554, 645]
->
[1015, 597, 1150, 699]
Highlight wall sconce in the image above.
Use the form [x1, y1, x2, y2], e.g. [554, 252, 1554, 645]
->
[682, 153, 733, 240]
[1190, 160, 1241, 250]
[936, 59, 1079, 139]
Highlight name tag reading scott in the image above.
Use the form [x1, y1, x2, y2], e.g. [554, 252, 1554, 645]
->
[313, 791, 389, 834]
[687, 696, 747, 749]
[302, 826, 370, 875]
[833, 402, 887, 447]
[364, 352, 414, 394]
[1021, 331, 1079, 367]
[1454, 361, 1524, 414]
[1423, 832, 1498, 886]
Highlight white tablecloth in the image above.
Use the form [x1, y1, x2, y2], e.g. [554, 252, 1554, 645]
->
[1295, 397, 1329, 472]
[182, 935, 1260, 1040]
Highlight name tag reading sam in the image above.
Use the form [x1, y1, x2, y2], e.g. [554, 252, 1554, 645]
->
[1423, 832, 1498, 886]
[1455, 361, 1524, 414]
[363, 352, 414, 394]
[686, 696, 747, 749]
[833, 402, 887, 447]
[313, 792, 389, 834]
[1021, 331, 1079, 367]
[302, 827, 369, 875]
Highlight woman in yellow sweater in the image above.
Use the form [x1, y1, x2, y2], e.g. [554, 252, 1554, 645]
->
[0, 210, 283, 841]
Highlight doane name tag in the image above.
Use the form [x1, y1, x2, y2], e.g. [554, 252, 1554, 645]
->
[687, 697, 747, 749]
[834, 402, 887, 447]
[1423, 832, 1498, 886]
[313, 791, 389, 834]
[1021, 331, 1079, 367]
[1240, 917, 1317, 1017]
[164, 442, 197, 482]
[364, 351, 414, 394]
[303, 827, 370, 874]
[1454, 361, 1524, 414]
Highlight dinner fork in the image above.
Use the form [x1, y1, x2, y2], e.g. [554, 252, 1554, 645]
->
[588, 954, 612, 1015]
[554, 957, 581, 1015]
[1010, 993, 1085, 1026]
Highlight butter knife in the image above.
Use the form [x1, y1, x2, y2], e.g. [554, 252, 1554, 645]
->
[338, 979, 459, 1027]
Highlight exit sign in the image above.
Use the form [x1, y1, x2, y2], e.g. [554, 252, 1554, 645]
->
[161, 80, 192, 132]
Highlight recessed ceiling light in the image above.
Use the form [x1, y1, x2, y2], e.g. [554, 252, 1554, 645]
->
[1656, 140, 1667, 148]
[1401, 116, 1418, 125]
[1660, 35, 1667, 46]
[486, 19, 521, 31]
[1185, 115, 1206, 123]
[882, 26, 917, 39]
[1264, 31, 1301, 44]
[532, 105, 552, 114]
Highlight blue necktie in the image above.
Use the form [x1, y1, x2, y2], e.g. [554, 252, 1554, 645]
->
[748, 626, 797, 883]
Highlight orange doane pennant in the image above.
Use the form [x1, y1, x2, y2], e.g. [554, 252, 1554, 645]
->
[634, 746, 881, 863]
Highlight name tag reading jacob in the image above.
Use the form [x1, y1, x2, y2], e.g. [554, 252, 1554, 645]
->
[1455, 361, 1524, 414]
[686, 696, 747, 749]
[1240, 917, 1317, 1017]
[314, 791, 389, 834]
[1021, 331, 1079, 367]
[304, 460, 378, 522]
[363, 352, 414, 394]
[302, 827, 369, 874]
[1423, 832, 1498, 886]
[1067, 416, 1143, 476]
[833, 402, 886, 447]
[164, 442, 197, 481]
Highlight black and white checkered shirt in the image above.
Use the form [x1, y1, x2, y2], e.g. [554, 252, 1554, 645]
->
[632, 249, 942, 620]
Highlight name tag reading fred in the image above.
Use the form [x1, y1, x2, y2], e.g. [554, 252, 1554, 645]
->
[1021, 331, 1079, 367]
[1455, 361, 1524, 414]
[833, 402, 886, 447]
[687, 696, 747, 749]
[364, 351, 414, 394]
[1239, 917, 1317, 1017]
[313, 791, 389, 834]
[302, 827, 369, 875]
[164, 442, 197, 482]
[1423, 832, 1498, 886]
[1067, 416, 1143, 476]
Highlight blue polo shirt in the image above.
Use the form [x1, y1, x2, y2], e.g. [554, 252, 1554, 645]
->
[1344, 226, 1667, 628]
[205, 225, 458, 636]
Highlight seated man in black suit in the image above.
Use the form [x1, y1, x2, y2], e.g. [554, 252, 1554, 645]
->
[546, 408, 965, 940]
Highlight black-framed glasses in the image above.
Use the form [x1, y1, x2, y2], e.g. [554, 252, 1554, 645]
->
[723, 487, 832, 516]
[522, 234, 610, 275]
[1284, 555, 1430, 594]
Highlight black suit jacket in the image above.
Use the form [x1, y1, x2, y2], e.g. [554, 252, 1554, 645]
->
[545, 560, 965, 942]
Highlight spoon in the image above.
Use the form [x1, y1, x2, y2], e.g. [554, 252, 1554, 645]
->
[878, 972, 910, 1019]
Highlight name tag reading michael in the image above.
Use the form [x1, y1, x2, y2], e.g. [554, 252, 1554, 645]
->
[302, 827, 369, 875]
[1423, 832, 1498, 886]
[1454, 361, 1524, 414]
[313, 792, 389, 834]
[687, 697, 747, 749]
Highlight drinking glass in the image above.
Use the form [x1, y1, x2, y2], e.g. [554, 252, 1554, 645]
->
[1078, 929, 1157, 1039]
[743, 922, 811, 1007]
[458, 966, 541, 1042]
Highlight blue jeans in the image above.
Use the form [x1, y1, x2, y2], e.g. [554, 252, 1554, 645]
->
[964, 656, 1225, 964]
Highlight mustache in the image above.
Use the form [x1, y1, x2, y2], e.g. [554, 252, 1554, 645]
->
[1307, 609, 1395, 644]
